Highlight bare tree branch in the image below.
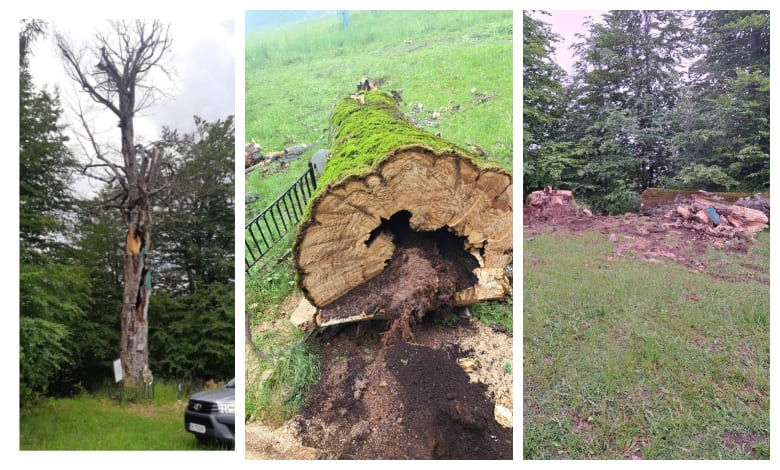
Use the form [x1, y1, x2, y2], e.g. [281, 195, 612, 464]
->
[148, 180, 173, 196]
[57, 35, 122, 117]
[80, 167, 115, 183]
[69, 99, 130, 198]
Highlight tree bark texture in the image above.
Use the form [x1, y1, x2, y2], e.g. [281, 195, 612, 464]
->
[117, 146, 163, 385]
[121, 201, 152, 382]
[293, 90, 512, 313]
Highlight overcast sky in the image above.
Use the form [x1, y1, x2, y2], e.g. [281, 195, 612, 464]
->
[27, 18, 235, 197]
[527, 10, 607, 74]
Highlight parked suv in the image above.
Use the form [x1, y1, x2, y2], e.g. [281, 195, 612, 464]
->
[184, 378, 235, 445]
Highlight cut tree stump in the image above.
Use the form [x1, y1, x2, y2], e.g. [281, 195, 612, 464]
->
[293, 90, 512, 328]
[526, 187, 579, 208]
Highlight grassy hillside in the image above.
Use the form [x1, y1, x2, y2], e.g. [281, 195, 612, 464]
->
[524, 231, 769, 459]
[245, 10, 512, 171]
[244, 10, 513, 426]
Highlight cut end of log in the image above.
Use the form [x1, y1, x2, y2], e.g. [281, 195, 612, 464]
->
[293, 90, 512, 327]
[295, 148, 512, 309]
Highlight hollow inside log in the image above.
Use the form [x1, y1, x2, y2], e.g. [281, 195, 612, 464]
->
[293, 90, 512, 317]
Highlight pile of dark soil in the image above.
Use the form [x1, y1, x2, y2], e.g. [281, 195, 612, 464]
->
[319, 211, 479, 343]
[385, 342, 512, 459]
[295, 338, 511, 459]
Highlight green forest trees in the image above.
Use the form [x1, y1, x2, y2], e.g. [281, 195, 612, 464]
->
[19, 21, 234, 402]
[567, 11, 692, 214]
[19, 21, 91, 401]
[523, 10, 770, 214]
[149, 116, 236, 381]
[675, 11, 770, 190]
[523, 11, 571, 195]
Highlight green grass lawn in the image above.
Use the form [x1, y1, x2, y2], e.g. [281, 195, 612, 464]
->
[20, 382, 230, 450]
[244, 10, 513, 427]
[523, 231, 769, 459]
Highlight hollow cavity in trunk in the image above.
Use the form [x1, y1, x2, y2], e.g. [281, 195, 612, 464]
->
[318, 210, 479, 342]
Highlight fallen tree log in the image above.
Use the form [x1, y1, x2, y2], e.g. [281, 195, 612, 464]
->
[690, 195, 768, 234]
[293, 90, 512, 328]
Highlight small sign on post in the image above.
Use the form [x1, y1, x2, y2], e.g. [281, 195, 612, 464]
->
[113, 359, 123, 383]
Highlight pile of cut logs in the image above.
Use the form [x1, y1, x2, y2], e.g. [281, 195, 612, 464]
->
[663, 195, 768, 237]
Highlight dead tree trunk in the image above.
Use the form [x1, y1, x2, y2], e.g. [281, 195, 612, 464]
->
[57, 21, 172, 386]
[293, 90, 512, 327]
[118, 145, 162, 384]
[121, 199, 152, 381]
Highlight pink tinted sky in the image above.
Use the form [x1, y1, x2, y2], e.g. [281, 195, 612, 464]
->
[527, 10, 608, 73]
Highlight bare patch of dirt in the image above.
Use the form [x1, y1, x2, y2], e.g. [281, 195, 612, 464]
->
[524, 204, 759, 277]
[722, 430, 768, 458]
[296, 336, 511, 459]
[246, 318, 513, 460]
[245, 422, 319, 460]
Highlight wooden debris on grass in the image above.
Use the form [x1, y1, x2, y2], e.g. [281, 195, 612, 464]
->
[244, 145, 307, 175]
[356, 77, 377, 91]
[639, 188, 770, 219]
[290, 297, 317, 330]
[245, 139, 263, 168]
[456, 357, 479, 373]
[662, 195, 768, 238]
[494, 392, 513, 428]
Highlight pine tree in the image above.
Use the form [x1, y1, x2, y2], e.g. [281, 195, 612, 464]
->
[567, 11, 692, 213]
[522, 11, 577, 195]
[672, 11, 770, 190]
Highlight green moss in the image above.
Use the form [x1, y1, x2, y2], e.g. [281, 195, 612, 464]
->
[294, 89, 510, 267]
[320, 90, 508, 190]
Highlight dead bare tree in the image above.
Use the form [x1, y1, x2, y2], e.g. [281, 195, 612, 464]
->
[57, 20, 173, 386]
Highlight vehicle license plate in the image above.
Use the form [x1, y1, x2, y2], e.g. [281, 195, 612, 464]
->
[188, 423, 206, 434]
